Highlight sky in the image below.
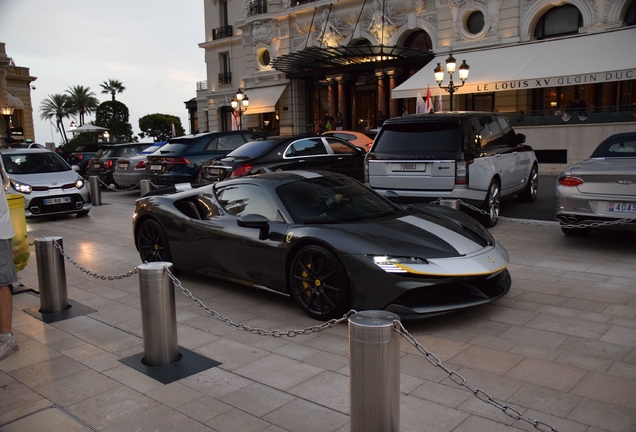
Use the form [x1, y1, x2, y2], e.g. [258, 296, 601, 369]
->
[0, 0, 205, 145]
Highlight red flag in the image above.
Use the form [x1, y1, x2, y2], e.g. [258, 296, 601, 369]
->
[171, 123, 176, 137]
[425, 86, 433, 113]
[50, 121, 59, 133]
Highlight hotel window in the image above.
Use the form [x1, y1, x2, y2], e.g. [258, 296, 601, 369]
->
[534, 5, 582, 39]
[626, 0, 636, 25]
[220, 0, 228, 27]
[218, 53, 231, 85]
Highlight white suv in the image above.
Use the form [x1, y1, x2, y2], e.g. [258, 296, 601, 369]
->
[364, 112, 538, 227]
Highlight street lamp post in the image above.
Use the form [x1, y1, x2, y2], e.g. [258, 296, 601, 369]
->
[434, 55, 470, 111]
[231, 89, 249, 130]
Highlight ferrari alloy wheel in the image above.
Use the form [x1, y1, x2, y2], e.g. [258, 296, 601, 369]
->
[518, 165, 538, 203]
[290, 245, 350, 320]
[480, 179, 500, 228]
[137, 219, 172, 263]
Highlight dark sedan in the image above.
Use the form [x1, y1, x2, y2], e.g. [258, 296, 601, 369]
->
[133, 170, 511, 320]
[85, 142, 149, 187]
[145, 131, 265, 186]
[197, 135, 366, 183]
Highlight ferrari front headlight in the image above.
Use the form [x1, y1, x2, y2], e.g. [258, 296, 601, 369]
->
[371, 256, 428, 273]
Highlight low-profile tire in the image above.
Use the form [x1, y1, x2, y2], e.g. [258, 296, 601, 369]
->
[479, 179, 500, 228]
[289, 245, 351, 320]
[137, 219, 172, 263]
[76, 210, 90, 217]
[518, 164, 538, 203]
[560, 224, 592, 237]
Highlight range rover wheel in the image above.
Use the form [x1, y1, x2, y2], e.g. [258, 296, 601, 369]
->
[480, 179, 500, 228]
[518, 165, 538, 203]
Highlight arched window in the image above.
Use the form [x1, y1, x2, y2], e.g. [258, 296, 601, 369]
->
[534, 5, 582, 39]
[403, 30, 433, 50]
[626, 0, 636, 25]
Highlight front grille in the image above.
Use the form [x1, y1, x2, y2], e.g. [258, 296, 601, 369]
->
[28, 194, 86, 215]
[392, 271, 510, 309]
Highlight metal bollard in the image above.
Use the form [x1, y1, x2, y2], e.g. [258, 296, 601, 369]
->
[140, 179, 151, 196]
[349, 311, 401, 432]
[35, 237, 69, 313]
[439, 198, 459, 210]
[137, 262, 179, 366]
[89, 176, 102, 205]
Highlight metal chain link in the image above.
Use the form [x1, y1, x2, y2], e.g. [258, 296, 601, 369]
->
[429, 198, 636, 229]
[93, 176, 141, 192]
[52, 239, 138, 280]
[394, 321, 560, 432]
[164, 267, 355, 337]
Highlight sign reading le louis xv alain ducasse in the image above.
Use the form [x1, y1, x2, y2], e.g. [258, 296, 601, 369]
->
[473, 69, 635, 92]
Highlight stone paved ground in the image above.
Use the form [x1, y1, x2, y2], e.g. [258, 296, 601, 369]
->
[1, 189, 635, 432]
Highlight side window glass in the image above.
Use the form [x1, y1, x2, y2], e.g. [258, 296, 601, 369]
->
[244, 133, 263, 142]
[496, 117, 517, 146]
[204, 138, 219, 151]
[478, 117, 502, 148]
[288, 139, 328, 157]
[326, 138, 356, 154]
[216, 184, 282, 221]
[221, 135, 247, 150]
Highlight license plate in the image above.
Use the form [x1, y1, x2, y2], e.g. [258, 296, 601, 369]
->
[607, 202, 636, 213]
[206, 168, 222, 175]
[93, 163, 101, 169]
[150, 164, 163, 171]
[44, 197, 71, 205]
[392, 163, 426, 172]
[119, 162, 129, 170]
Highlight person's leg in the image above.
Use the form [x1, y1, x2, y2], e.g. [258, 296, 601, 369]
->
[0, 284, 12, 334]
[0, 284, 19, 360]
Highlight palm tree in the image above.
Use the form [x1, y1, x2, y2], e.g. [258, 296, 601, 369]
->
[100, 79, 126, 101]
[39, 94, 72, 144]
[66, 85, 99, 125]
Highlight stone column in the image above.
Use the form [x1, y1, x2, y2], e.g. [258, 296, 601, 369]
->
[336, 74, 349, 129]
[387, 68, 401, 118]
[327, 77, 337, 122]
[375, 70, 387, 125]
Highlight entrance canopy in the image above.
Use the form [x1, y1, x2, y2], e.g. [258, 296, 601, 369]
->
[392, 27, 636, 99]
[273, 45, 433, 78]
[243, 85, 287, 115]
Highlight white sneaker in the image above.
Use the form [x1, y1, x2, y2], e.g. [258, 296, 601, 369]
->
[0, 338, 19, 360]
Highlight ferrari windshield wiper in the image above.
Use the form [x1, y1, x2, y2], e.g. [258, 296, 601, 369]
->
[302, 218, 339, 224]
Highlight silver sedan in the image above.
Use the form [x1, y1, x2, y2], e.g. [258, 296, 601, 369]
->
[555, 132, 636, 236]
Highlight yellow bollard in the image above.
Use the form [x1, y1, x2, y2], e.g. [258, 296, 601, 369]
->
[7, 194, 29, 271]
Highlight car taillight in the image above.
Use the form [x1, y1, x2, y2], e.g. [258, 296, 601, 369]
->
[76, 154, 83, 160]
[135, 161, 146, 169]
[229, 163, 253, 178]
[455, 159, 472, 185]
[558, 176, 584, 187]
[103, 160, 113, 170]
[163, 157, 190, 165]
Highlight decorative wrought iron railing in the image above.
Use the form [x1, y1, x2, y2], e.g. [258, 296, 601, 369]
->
[246, 0, 267, 16]
[218, 72, 232, 86]
[212, 25, 233, 40]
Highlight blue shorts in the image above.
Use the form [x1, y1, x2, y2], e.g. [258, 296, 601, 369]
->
[0, 238, 18, 287]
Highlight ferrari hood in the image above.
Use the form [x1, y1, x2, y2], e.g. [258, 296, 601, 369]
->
[331, 210, 494, 259]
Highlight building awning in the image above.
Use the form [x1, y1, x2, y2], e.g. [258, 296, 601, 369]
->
[392, 27, 636, 99]
[273, 45, 434, 79]
[243, 84, 287, 115]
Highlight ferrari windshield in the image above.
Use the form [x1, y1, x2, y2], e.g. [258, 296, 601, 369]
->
[278, 175, 399, 223]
